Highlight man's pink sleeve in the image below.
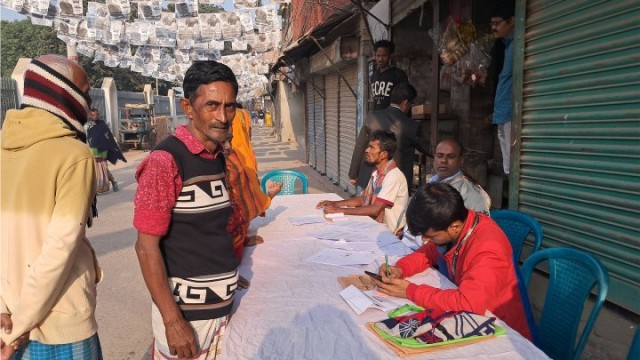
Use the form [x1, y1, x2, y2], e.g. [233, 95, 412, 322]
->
[133, 150, 181, 236]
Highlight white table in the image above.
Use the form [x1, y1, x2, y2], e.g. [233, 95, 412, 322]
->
[221, 194, 549, 359]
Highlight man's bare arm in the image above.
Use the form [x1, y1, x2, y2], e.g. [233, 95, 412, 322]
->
[135, 232, 197, 358]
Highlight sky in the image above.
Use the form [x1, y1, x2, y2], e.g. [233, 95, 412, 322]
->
[1, 7, 27, 21]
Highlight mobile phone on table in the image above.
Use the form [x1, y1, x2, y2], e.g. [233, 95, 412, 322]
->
[364, 270, 383, 282]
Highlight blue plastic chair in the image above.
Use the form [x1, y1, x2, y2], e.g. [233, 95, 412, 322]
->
[514, 265, 540, 347]
[491, 209, 543, 264]
[521, 247, 609, 360]
[261, 170, 308, 195]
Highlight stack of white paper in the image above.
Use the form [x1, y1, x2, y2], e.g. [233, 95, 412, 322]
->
[339, 285, 403, 315]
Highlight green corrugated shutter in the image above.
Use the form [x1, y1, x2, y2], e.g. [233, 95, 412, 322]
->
[513, 0, 640, 312]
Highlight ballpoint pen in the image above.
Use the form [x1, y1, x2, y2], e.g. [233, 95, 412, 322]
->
[385, 254, 390, 277]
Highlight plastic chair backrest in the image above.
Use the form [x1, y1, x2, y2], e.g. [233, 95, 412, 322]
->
[514, 264, 540, 346]
[521, 247, 609, 360]
[261, 170, 308, 195]
[628, 325, 640, 360]
[491, 209, 543, 264]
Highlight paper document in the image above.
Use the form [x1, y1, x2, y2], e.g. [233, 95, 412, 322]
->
[328, 221, 386, 232]
[340, 285, 403, 315]
[287, 215, 326, 226]
[323, 240, 379, 252]
[324, 212, 346, 219]
[305, 248, 375, 267]
[308, 228, 377, 242]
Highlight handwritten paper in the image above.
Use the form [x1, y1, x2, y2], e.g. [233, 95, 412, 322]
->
[328, 221, 385, 231]
[308, 228, 377, 242]
[323, 240, 379, 252]
[305, 248, 375, 267]
[287, 215, 326, 226]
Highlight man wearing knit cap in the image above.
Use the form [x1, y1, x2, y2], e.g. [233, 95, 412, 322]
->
[1, 55, 103, 358]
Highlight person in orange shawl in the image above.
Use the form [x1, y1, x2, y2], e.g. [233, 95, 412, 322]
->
[225, 107, 282, 260]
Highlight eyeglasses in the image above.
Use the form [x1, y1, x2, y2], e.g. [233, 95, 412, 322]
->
[490, 19, 506, 28]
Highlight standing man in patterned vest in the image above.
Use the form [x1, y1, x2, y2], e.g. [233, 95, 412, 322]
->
[133, 61, 246, 359]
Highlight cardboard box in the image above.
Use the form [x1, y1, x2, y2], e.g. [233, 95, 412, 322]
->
[411, 102, 446, 118]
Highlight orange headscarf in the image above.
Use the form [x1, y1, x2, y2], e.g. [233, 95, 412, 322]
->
[227, 109, 271, 259]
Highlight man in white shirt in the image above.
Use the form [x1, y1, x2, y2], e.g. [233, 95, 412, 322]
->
[428, 138, 491, 214]
[317, 131, 408, 232]
[400, 138, 491, 249]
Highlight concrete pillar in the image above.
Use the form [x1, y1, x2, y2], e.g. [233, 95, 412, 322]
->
[11, 58, 32, 106]
[101, 77, 119, 138]
[357, 15, 371, 132]
[66, 44, 78, 62]
[143, 84, 153, 104]
[167, 88, 176, 117]
[277, 81, 295, 143]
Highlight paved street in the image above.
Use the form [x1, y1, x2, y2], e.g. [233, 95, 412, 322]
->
[87, 125, 348, 359]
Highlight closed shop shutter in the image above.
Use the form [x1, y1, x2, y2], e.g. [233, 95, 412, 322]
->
[314, 75, 326, 174]
[338, 65, 358, 194]
[517, 0, 640, 312]
[306, 79, 316, 168]
[325, 73, 340, 182]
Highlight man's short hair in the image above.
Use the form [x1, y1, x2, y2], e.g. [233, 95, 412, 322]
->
[183, 61, 238, 102]
[370, 130, 396, 160]
[490, 0, 515, 20]
[406, 183, 468, 235]
[389, 82, 417, 105]
[437, 138, 465, 156]
[374, 39, 395, 53]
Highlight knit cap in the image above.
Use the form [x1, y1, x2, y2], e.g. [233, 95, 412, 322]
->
[21, 59, 91, 142]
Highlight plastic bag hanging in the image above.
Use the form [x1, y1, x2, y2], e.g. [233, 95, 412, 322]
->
[438, 17, 470, 66]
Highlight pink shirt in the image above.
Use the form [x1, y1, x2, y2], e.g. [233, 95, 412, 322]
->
[133, 125, 223, 236]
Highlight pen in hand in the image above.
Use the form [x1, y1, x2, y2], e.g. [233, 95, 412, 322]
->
[385, 255, 390, 277]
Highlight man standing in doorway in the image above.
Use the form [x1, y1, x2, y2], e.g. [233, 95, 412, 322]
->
[490, 0, 516, 176]
[133, 61, 246, 359]
[370, 40, 408, 111]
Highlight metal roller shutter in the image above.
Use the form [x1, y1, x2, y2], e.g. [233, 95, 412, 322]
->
[306, 79, 316, 168]
[325, 73, 340, 182]
[314, 76, 326, 174]
[338, 65, 358, 194]
[516, 0, 640, 312]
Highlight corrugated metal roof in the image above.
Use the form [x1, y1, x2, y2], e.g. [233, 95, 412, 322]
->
[272, 9, 357, 72]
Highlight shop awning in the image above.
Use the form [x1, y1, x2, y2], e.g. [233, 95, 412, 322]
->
[271, 10, 357, 73]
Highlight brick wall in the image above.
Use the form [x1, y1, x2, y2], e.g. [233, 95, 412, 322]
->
[289, 0, 352, 41]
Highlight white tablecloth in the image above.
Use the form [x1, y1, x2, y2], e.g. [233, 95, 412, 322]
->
[221, 194, 549, 360]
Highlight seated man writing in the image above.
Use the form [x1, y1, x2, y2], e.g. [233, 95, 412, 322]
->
[316, 130, 408, 232]
[372, 183, 532, 340]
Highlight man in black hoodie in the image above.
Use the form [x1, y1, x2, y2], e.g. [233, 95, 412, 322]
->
[87, 108, 126, 193]
[370, 40, 408, 111]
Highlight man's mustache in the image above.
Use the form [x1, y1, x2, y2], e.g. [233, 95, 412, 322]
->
[209, 123, 230, 130]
